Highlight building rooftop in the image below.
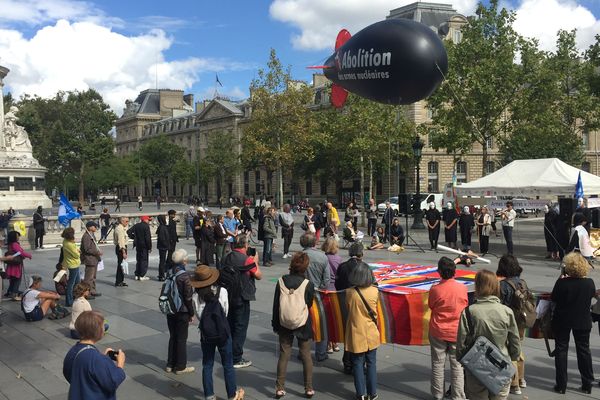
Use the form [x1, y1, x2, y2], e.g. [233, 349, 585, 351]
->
[387, 2, 460, 29]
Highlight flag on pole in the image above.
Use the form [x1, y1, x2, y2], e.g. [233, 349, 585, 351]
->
[58, 193, 81, 227]
[452, 170, 459, 210]
[216, 73, 223, 87]
[575, 171, 584, 200]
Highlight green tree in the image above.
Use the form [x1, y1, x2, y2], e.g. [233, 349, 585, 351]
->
[242, 48, 316, 207]
[501, 32, 587, 165]
[87, 155, 138, 196]
[172, 158, 196, 196]
[202, 131, 241, 200]
[136, 134, 186, 196]
[427, 0, 524, 174]
[17, 90, 116, 202]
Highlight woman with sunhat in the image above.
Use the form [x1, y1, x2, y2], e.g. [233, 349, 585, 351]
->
[191, 264, 245, 400]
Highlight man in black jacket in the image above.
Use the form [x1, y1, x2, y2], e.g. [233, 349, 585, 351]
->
[156, 215, 170, 281]
[381, 202, 394, 244]
[33, 206, 46, 249]
[167, 210, 179, 269]
[130, 216, 152, 281]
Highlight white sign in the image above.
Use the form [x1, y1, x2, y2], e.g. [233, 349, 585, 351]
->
[487, 199, 550, 210]
[587, 198, 600, 209]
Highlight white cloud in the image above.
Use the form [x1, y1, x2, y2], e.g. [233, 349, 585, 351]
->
[513, 0, 600, 52]
[269, 0, 478, 50]
[0, 20, 252, 112]
[0, 0, 115, 26]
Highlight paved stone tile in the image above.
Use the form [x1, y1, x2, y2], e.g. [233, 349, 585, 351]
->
[101, 315, 162, 341]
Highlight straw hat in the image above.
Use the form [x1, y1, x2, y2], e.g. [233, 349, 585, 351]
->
[189, 265, 219, 289]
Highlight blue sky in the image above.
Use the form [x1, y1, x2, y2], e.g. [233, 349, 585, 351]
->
[1, 0, 600, 112]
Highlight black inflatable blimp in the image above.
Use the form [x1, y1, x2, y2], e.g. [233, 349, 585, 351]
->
[318, 19, 448, 108]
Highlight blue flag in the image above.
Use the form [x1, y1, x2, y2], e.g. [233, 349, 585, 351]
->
[575, 171, 584, 200]
[58, 193, 81, 227]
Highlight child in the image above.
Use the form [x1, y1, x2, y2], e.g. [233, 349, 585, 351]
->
[53, 263, 68, 296]
[368, 233, 384, 250]
[69, 282, 92, 339]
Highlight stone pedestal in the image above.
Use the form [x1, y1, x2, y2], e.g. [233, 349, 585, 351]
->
[0, 65, 52, 210]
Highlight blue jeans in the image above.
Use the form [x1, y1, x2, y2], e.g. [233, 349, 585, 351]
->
[228, 301, 250, 364]
[263, 238, 273, 264]
[201, 337, 237, 399]
[315, 331, 329, 362]
[503, 226, 513, 254]
[66, 267, 80, 306]
[186, 220, 193, 239]
[351, 349, 377, 398]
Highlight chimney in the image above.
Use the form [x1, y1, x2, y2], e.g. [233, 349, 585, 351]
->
[183, 94, 194, 107]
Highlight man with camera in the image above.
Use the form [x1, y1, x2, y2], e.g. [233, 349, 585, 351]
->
[219, 234, 262, 369]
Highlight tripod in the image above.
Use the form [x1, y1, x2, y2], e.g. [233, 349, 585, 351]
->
[403, 197, 425, 253]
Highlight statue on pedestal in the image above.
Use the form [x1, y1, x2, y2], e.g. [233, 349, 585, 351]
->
[2, 106, 32, 152]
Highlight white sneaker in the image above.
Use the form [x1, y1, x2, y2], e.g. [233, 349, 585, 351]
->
[510, 386, 522, 395]
[134, 276, 140, 281]
[282, 254, 288, 259]
[519, 379, 527, 388]
[174, 366, 195, 375]
[139, 276, 150, 281]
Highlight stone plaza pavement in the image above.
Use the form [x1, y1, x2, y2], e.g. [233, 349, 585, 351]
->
[1, 213, 600, 399]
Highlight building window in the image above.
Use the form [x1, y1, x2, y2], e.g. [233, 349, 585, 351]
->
[0, 177, 9, 191]
[320, 179, 327, 195]
[452, 30, 462, 43]
[582, 131, 590, 150]
[15, 177, 33, 191]
[255, 170, 261, 193]
[582, 161, 591, 172]
[244, 171, 249, 195]
[427, 161, 439, 192]
[376, 179, 383, 196]
[456, 161, 467, 183]
[485, 160, 495, 174]
[486, 137, 493, 150]
[305, 179, 313, 196]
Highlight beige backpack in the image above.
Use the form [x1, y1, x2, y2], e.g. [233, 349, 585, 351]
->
[278, 277, 309, 330]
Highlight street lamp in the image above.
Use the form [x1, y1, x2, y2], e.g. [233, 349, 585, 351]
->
[411, 134, 425, 229]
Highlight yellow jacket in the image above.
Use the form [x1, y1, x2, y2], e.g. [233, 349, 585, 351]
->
[327, 207, 340, 227]
[345, 286, 380, 353]
[62, 239, 81, 269]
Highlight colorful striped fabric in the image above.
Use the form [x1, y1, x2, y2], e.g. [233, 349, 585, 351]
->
[310, 262, 476, 346]
[310, 261, 551, 345]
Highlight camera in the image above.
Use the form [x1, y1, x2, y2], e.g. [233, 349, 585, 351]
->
[247, 247, 256, 257]
[107, 350, 119, 361]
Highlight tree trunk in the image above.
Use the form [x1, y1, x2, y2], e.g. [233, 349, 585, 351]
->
[277, 134, 283, 208]
[482, 140, 488, 177]
[78, 163, 85, 205]
[360, 153, 365, 227]
[369, 157, 373, 203]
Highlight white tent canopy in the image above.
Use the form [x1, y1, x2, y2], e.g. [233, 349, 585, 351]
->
[455, 158, 600, 197]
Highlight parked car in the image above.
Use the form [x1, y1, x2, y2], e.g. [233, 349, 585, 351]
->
[97, 193, 118, 203]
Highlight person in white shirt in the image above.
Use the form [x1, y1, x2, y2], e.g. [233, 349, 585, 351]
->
[191, 265, 244, 400]
[22, 275, 64, 322]
[570, 213, 595, 259]
[501, 201, 517, 255]
[69, 282, 93, 339]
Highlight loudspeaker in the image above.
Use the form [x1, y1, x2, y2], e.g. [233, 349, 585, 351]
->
[557, 198, 576, 253]
[592, 208, 600, 229]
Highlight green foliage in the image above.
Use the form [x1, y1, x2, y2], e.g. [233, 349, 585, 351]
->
[86, 155, 138, 192]
[136, 134, 185, 180]
[2, 92, 13, 112]
[172, 159, 196, 186]
[16, 89, 116, 202]
[242, 48, 316, 204]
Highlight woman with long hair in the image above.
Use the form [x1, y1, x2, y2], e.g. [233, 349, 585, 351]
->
[5, 230, 32, 301]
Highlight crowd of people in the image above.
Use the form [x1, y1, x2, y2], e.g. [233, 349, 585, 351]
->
[2, 199, 600, 400]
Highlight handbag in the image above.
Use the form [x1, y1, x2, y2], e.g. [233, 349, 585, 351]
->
[4, 250, 23, 265]
[355, 287, 377, 324]
[459, 306, 516, 395]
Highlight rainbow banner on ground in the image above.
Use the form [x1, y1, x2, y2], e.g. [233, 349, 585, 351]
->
[310, 261, 550, 345]
[310, 262, 476, 346]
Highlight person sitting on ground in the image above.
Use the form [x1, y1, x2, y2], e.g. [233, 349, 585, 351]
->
[390, 218, 405, 246]
[53, 263, 68, 296]
[368, 233, 384, 250]
[63, 311, 126, 400]
[69, 282, 92, 339]
[22, 275, 68, 321]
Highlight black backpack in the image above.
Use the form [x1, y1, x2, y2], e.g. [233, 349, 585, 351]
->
[217, 264, 243, 307]
[199, 288, 231, 345]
